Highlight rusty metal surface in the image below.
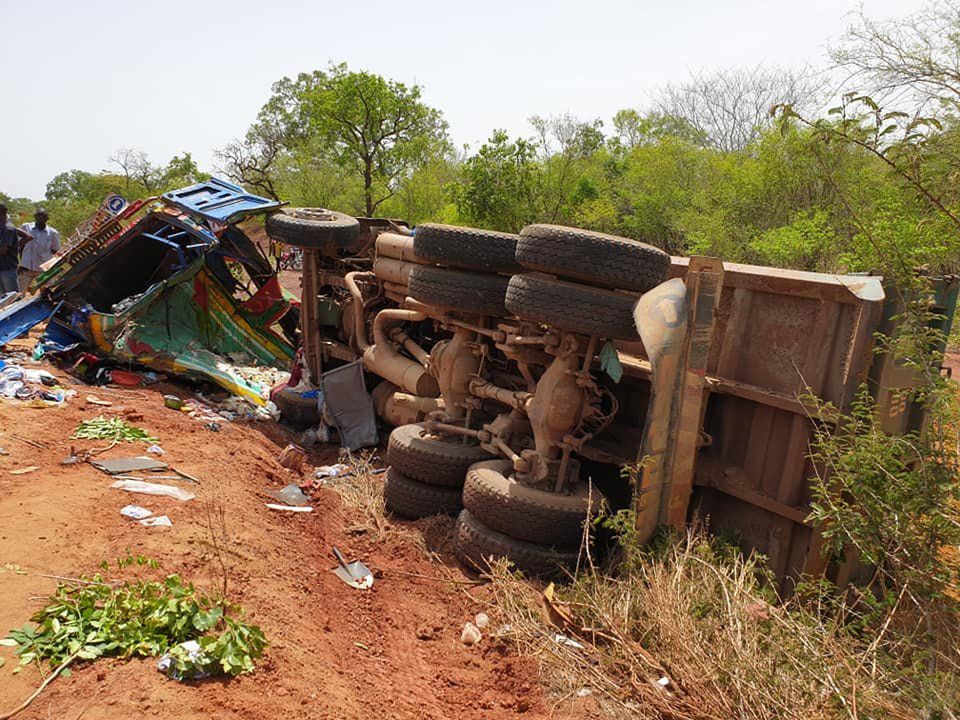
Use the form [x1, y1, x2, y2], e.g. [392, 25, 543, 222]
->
[664, 258, 887, 592]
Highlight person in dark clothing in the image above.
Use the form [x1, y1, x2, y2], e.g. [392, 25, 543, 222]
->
[0, 203, 30, 294]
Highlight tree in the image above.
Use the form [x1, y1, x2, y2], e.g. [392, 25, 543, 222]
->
[453, 130, 542, 232]
[656, 66, 821, 152]
[529, 114, 604, 223]
[832, 2, 960, 111]
[221, 63, 449, 215]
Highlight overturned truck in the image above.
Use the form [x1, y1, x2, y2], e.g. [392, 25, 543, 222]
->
[268, 202, 958, 592]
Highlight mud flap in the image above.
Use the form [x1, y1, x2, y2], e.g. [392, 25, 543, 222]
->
[321, 360, 378, 450]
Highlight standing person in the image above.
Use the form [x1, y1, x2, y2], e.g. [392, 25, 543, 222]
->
[0, 203, 30, 295]
[19, 208, 60, 291]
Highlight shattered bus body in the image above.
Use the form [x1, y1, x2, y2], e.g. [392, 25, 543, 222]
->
[0, 179, 297, 404]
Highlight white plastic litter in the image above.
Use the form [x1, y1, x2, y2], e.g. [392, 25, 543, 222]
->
[554, 633, 585, 650]
[157, 640, 210, 681]
[147, 445, 165, 455]
[110, 479, 195, 501]
[265, 503, 313, 512]
[475, 612, 490, 629]
[460, 622, 482, 646]
[120, 505, 153, 520]
[140, 515, 173, 527]
[315, 463, 349, 478]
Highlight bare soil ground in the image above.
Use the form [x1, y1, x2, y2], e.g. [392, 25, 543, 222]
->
[0, 334, 592, 719]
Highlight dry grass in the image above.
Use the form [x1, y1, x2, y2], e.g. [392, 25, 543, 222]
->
[486, 527, 957, 720]
[323, 449, 388, 534]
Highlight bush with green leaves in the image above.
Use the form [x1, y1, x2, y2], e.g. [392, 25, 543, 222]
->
[3, 557, 267, 678]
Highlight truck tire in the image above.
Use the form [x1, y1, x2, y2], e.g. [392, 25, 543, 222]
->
[272, 386, 320, 426]
[454, 510, 580, 576]
[505, 273, 638, 339]
[517, 224, 670, 292]
[266, 208, 361, 252]
[462, 460, 598, 546]
[384, 468, 463, 519]
[413, 223, 521, 273]
[387, 423, 494, 487]
[408, 265, 510, 316]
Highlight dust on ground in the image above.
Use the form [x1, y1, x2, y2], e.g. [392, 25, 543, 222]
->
[0, 335, 595, 719]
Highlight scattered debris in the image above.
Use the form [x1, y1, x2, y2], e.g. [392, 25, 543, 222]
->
[475, 612, 490, 629]
[73, 416, 157, 444]
[91, 456, 168, 475]
[9, 466, 39, 475]
[110, 479, 195, 501]
[265, 503, 313, 513]
[156, 640, 211, 681]
[0, 363, 72, 404]
[11, 434, 48, 449]
[203, 421, 221, 432]
[265, 483, 310, 507]
[120, 505, 153, 520]
[146, 444, 165, 456]
[315, 463, 350, 478]
[461, 622, 482, 646]
[172, 468, 201, 485]
[277, 444, 306, 471]
[109, 369, 143, 387]
[61, 447, 89, 465]
[86, 395, 112, 406]
[554, 633, 585, 650]
[163, 394, 184, 410]
[331, 546, 373, 589]
[140, 515, 172, 527]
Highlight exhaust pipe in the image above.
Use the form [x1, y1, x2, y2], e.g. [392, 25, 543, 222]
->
[344, 271, 439, 397]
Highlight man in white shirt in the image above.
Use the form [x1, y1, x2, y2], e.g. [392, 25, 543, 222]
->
[19, 208, 60, 291]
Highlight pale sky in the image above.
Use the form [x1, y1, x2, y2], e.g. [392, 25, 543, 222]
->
[0, 0, 924, 199]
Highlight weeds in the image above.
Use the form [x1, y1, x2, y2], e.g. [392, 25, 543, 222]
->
[327, 449, 387, 533]
[2, 556, 266, 679]
[487, 523, 948, 719]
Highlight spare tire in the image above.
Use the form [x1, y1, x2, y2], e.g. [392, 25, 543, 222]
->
[408, 265, 510, 316]
[384, 468, 463, 519]
[454, 510, 580, 577]
[413, 224, 521, 273]
[517, 224, 670, 292]
[266, 208, 360, 252]
[505, 273, 638, 339]
[387, 423, 494, 487]
[462, 460, 599, 546]
[272, 386, 321, 426]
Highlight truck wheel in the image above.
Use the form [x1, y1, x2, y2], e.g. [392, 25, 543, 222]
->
[408, 266, 510, 316]
[387, 423, 494, 487]
[384, 468, 463, 519]
[462, 460, 598, 546]
[272, 386, 320, 426]
[265, 208, 361, 252]
[454, 510, 580, 577]
[517, 224, 670, 292]
[505, 273, 638, 339]
[413, 223, 521, 273]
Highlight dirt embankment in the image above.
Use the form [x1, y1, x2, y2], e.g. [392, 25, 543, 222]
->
[0, 338, 589, 719]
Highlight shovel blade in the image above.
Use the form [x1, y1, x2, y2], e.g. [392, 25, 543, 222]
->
[333, 561, 373, 589]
